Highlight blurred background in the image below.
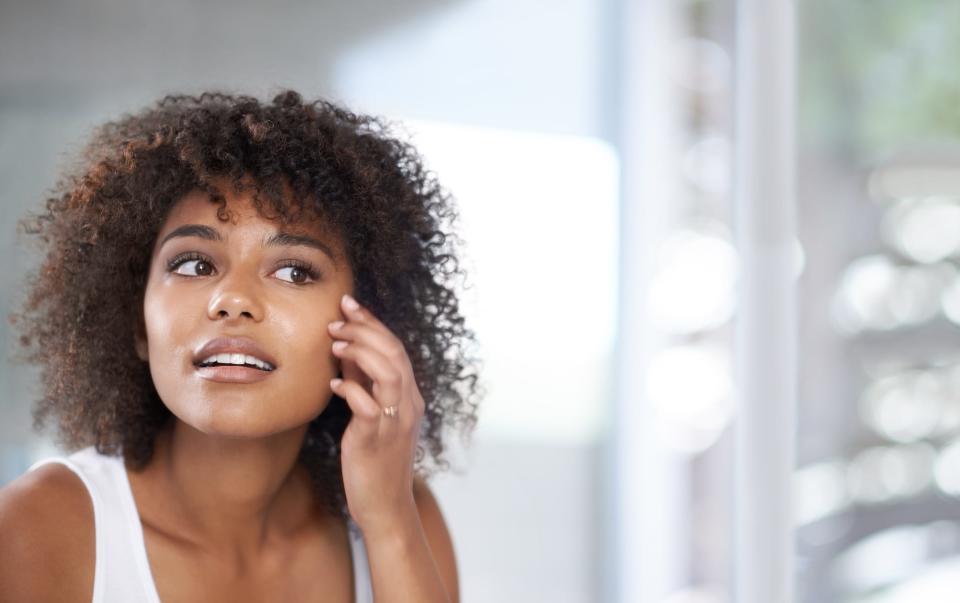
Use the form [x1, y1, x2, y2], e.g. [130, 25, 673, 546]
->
[2, 0, 960, 601]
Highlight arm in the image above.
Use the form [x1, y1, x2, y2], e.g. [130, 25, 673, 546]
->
[0, 463, 95, 603]
[328, 294, 460, 602]
[360, 475, 459, 603]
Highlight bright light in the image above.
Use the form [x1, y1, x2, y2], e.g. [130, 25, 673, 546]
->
[646, 343, 734, 454]
[682, 134, 731, 197]
[939, 274, 960, 326]
[847, 443, 935, 504]
[647, 229, 738, 335]
[938, 365, 960, 434]
[860, 371, 944, 443]
[834, 524, 936, 595]
[793, 237, 807, 279]
[934, 438, 960, 496]
[889, 265, 951, 324]
[862, 555, 960, 603]
[402, 119, 619, 446]
[833, 256, 953, 333]
[833, 255, 900, 333]
[881, 197, 960, 264]
[794, 459, 850, 525]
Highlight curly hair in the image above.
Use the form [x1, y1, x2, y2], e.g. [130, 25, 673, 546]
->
[8, 89, 483, 518]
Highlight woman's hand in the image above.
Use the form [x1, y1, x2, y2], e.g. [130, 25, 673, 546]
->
[328, 293, 426, 537]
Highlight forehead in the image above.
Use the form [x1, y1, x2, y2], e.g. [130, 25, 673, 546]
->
[157, 180, 342, 252]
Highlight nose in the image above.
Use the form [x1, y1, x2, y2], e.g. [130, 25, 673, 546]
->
[207, 275, 264, 322]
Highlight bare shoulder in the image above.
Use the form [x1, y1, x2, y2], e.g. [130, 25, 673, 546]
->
[0, 462, 95, 602]
[413, 475, 460, 603]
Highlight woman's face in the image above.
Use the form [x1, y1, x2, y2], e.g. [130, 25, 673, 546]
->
[134, 182, 354, 438]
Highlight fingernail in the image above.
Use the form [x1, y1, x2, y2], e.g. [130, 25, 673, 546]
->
[332, 341, 349, 352]
[329, 320, 344, 330]
[330, 378, 342, 388]
[343, 294, 360, 311]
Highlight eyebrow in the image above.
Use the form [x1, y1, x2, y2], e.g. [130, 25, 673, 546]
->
[159, 224, 338, 266]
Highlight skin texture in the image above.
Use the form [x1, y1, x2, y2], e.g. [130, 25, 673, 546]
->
[1, 90, 476, 601]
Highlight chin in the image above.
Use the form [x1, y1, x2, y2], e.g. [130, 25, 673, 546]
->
[169, 403, 311, 440]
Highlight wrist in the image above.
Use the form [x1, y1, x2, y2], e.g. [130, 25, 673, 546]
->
[356, 495, 421, 545]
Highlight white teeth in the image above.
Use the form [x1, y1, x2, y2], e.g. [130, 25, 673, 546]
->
[198, 353, 274, 371]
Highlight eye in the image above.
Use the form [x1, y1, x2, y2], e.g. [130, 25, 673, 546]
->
[274, 260, 320, 285]
[165, 253, 320, 285]
[167, 252, 215, 276]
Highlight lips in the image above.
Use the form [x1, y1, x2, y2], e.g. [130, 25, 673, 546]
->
[192, 336, 278, 369]
[194, 364, 274, 384]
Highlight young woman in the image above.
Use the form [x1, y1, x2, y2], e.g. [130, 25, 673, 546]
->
[0, 90, 482, 602]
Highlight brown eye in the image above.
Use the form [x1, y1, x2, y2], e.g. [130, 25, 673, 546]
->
[167, 253, 216, 277]
[274, 261, 319, 285]
[176, 259, 213, 276]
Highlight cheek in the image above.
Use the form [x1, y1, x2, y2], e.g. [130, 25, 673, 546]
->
[142, 283, 193, 361]
[274, 313, 340, 375]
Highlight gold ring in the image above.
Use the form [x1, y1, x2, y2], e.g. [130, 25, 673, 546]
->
[383, 405, 399, 418]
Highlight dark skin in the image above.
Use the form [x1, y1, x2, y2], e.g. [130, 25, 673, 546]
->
[0, 181, 459, 602]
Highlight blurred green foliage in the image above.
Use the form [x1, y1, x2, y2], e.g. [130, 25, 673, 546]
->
[801, 1, 960, 156]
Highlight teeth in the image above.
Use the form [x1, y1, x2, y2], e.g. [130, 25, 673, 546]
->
[198, 353, 274, 371]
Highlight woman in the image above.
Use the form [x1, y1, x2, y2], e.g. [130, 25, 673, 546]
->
[0, 90, 482, 602]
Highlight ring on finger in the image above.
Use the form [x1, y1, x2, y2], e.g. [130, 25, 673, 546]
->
[383, 405, 399, 418]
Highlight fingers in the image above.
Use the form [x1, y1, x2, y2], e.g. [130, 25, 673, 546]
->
[329, 293, 424, 429]
[336, 294, 403, 349]
[338, 340, 370, 393]
[330, 292, 412, 401]
[328, 319, 412, 373]
[331, 294, 396, 395]
[332, 340, 405, 412]
[330, 377, 382, 440]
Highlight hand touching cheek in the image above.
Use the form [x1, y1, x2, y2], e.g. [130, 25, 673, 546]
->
[328, 293, 426, 537]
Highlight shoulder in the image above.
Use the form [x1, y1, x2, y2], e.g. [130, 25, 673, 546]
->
[412, 475, 460, 603]
[0, 461, 95, 602]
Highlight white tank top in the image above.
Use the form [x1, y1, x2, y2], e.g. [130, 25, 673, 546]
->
[27, 446, 374, 603]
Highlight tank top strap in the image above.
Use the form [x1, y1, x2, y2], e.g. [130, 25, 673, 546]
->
[28, 447, 162, 603]
[346, 515, 374, 603]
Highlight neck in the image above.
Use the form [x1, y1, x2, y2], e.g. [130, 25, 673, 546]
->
[145, 420, 318, 559]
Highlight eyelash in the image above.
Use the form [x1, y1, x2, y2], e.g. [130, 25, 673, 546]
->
[166, 252, 321, 285]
